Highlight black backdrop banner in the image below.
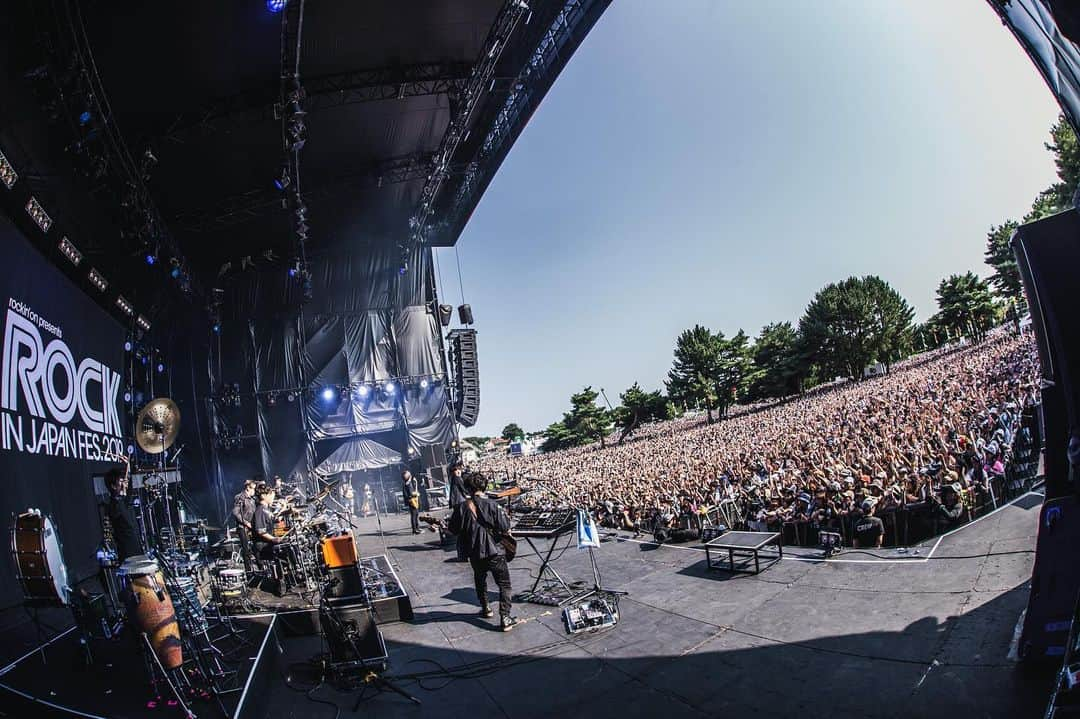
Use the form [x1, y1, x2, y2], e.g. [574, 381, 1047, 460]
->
[0, 216, 126, 608]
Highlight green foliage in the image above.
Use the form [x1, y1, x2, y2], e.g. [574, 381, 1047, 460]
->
[540, 386, 611, 452]
[984, 220, 1023, 304]
[798, 276, 915, 381]
[612, 382, 673, 443]
[665, 325, 755, 422]
[932, 272, 996, 341]
[747, 322, 803, 400]
[462, 436, 491, 448]
[500, 423, 525, 441]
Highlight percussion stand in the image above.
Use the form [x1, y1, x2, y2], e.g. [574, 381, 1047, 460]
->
[140, 632, 197, 719]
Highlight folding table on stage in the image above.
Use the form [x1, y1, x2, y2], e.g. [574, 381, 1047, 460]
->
[703, 530, 783, 575]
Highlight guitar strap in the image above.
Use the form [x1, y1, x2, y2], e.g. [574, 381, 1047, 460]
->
[467, 498, 501, 538]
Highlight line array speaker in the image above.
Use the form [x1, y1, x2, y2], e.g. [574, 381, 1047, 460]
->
[447, 328, 479, 427]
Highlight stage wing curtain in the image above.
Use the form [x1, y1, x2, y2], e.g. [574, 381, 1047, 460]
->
[251, 318, 307, 480]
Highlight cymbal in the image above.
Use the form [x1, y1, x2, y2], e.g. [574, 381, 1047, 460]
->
[135, 398, 181, 453]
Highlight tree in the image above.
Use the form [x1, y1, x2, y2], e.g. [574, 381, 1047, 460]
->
[714, 329, 754, 415]
[933, 272, 996, 341]
[984, 220, 1023, 305]
[798, 276, 914, 380]
[748, 322, 802, 400]
[540, 386, 611, 452]
[1044, 115, 1080, 210]
[612, 382, 673, 443]
[863, 275, 915, 371]
[500, 423, 524, 441]
[665, 325, 723, 423]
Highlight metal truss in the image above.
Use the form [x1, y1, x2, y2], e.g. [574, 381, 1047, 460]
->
[436, 0, 610, 245]
[407, 0, 531, 247]
[170, 152, 444, 232]
[161, 62, 472, 144]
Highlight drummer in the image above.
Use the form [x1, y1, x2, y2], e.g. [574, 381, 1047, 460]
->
[105, 466, 143, 562]
[251, 484, 284, 560]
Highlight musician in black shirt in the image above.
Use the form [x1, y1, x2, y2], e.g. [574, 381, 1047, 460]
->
[448, 472, 517, 631]
[251, 485, 282, 560]
[232, 479, 257, 571]
[104, 466, 143, 562]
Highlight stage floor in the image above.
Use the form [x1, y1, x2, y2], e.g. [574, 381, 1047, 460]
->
[258, 489, 1054, 719]
[0, 490, 1053, 718]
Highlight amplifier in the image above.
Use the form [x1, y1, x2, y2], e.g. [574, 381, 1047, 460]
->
[320, 533, 358, 569]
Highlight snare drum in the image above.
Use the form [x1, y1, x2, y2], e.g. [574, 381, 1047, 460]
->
[11, 510, 70, 606]
[118, 556, 183, 670]
[217, 568, 246, 595]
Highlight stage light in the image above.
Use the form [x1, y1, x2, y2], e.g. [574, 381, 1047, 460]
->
[321, 387, 336, 401]
[145, 253, 156, 265]
[124, 340, 133, 352]
[0, 148, 18, 188]
[356, 385, 369, 398]
[123, 391, 132, 403]
[156, 362, 165, 374]
[136, 315, 151, 332]
[26, 197, 52, 232]
[398, 263, 408, 276]
[267, 392, 277, 407]
[287, 391, 296, 403]
[274, 167, 290, 191]
[126, 444, 136, 456]
[140, 354, 149, 366]
[384, 381, 396, 394]
[420, 379, 429, 389]
[88, 268, 108, 292]
[115, 295, 135, 316]
[58, 237, 83, 266]
[171, 266, 181, 279]
[212, 322, 221, 334]
[288, 266, 298, 278]
[78, 110, 92, 126]
[267, 0, 287, 12]
[408, 447, 415, 455]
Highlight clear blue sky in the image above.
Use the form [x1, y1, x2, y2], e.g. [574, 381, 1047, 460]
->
[435, 0, 1062, 438]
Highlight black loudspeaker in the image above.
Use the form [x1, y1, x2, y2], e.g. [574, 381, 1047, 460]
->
[438, 304, 453, 327]
[325, 564, 365, 601]
[1020, 495, 1080, 661]
[1012, 210, 1080, 497]
[447, 329, 479, 427]
[419, 444, 447, 467]
[428, 465, 448, 486]
[457, 303, 473, 325]
[319, 599, 386, 668]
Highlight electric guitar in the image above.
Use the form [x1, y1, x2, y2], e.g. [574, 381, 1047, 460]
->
[419, 512, 517, 562]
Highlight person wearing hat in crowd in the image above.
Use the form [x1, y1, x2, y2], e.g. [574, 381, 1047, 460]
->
[853, 497, 884, 548]
[934, 482, 966, 531]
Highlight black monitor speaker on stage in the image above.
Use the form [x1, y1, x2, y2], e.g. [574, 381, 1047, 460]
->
[438, 304, 453, 327]
[1012, 209, 1080, 498]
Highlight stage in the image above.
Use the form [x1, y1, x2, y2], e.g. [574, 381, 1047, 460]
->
[0, 490, 1054, 718]
[259, 490, 1051, 718]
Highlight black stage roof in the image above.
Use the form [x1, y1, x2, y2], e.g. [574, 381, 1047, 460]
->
[0, 0, 609, 323]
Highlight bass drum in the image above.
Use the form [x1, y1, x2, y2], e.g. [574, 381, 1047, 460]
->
[11, 510, 70, 606]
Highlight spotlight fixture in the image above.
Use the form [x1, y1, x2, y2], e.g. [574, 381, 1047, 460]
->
[145, 252, 156, 265]
[135, 315, 151, 332]
[267, 0, 287, 12]
[267, 392, 277, 407]
[78, 110, 92, 126]
[420, 379, 429, 389]
[321, 387, 336, 402]
[408, 447, 415, 455]
[356, 385, 369, 398]
[115, 295, 135, 316]
[88, 268, 108, 292]
[25, 197, 52, 232]
[156, 362, 165, 374]
[384, 381, 396, 394]
[211, 322, 221, 334]
[287, 391, 296, 403]
[58, 237, 83, 266]
[123, 391, 132, 403]
[124, 340, 133, 352]
[0, 148, 17, 188]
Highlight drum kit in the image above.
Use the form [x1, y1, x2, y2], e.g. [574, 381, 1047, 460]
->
[8, 395, 372, 716]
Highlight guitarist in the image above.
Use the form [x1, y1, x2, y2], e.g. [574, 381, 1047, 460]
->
[448, 471, 518, 631]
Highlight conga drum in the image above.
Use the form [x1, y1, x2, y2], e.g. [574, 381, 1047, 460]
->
[118, 556, 183, 669]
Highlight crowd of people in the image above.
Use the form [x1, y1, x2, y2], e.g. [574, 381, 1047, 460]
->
[483, 331, 1041, 549]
